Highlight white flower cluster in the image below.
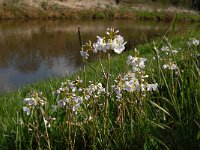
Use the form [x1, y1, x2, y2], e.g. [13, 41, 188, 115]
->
[23, 79, 105, 116]
[55, 79, 105, 113]
[80, 50, 89, 59]
[23, 92, 46, 115]
[161, 46, 178, 54]
[44, 117, 56, 128]
[80, 28, 127, 59]
[187, 38, 199, 47]
[163, 62, 178, 70]
[93, 34, 126, 54]
[113, 55, 158, 99]
[160, 45, 179, 71]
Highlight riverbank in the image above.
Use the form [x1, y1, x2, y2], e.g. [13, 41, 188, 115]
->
[0, 24, 199, 149]
[0, 0, 199, 21]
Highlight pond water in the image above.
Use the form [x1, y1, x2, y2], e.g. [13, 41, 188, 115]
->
[0, 20, 198, 92]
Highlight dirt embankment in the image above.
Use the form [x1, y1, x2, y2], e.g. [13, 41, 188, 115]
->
[0, 0, 199, 21]
[0, 0, 114, 19]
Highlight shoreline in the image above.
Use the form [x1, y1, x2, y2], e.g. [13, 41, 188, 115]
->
[0, 3, 199, 22]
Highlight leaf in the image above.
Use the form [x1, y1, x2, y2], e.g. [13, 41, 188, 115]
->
[149, 135, 170, 150]
[149, 100, 171, 117]
[197, 131, 200, 140]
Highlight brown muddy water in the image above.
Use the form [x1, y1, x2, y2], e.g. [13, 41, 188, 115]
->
[0, 20, 197, 92]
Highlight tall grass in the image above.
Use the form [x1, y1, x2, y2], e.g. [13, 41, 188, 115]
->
[0, 25, 200, 149]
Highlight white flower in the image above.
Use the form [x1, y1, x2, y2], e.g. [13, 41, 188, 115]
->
[72, 96, 83, 103]
[115, 35, 125, 43]
[39, 99, 46, 106]
[115, 88, 122, 99]
[44, 119, 49, 127]
[127, 56, 146, 71]
[113, 43, 126, 54]
[93, 36, 107, 53]
[163, 63, 178, 70]
[171, 50, 178, 54]
[80, 50, 89, 59]
[57, 100, 66, 108]
[147, 83, 158, 91]
[124, 78, 140, 92]
[72, 103, 80, 112]
[85, 95, 90, 100]
[161, 46, 170, 52]
[111, 36, 127, 54]
[23, 107, 30, 115]
[69, 83, 77, 92]
[124, 81, 133, 92]
[91, 29, 126, 54]
[106, 41, 112, 50]
[127, 55, 137, 65]
[24, 98, 37, 106]
[163, 64, 169, 69]
[138, 58, 147, 68]
[96, 83, 105, 94]
[171, 64, 178, 70]
[188, 38, 199, 46]
[44, 118, 52, 128]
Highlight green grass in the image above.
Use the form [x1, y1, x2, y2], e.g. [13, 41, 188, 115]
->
[0, 26, 200, 149]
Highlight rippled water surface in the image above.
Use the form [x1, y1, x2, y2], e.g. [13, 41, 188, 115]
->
[0, 20, 197, 92]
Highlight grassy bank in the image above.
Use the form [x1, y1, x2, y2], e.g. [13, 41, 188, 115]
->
[0, 0, 199, 21]
[0, 23, 199, 149]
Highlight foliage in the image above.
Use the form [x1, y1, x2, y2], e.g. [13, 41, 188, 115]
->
[14, 28, 200, 149]
[0, 24, 200, 149]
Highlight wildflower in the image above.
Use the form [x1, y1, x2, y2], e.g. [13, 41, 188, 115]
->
[72, 96, 83, 103]
[113, 55, 159, 100]
[96, 83, 105, 94]
[171, 50, 178, 54]
[161, 45, 179, 54]
[127, 55, 146, 71]
[72, 103, 80, 112]
[39, 99, 46, 106]
[44, 118, 50, 127]
[69, 82, 77, 92]
[80, 50, 89, 59]
[44, 117, 56, 128]
[57, 99, 66, 108]
[161, 46, 170, 52]
[163, 63, 178, 70]
[24, 98, 37, 106]
[112, 36, 127, 54]
[106, 28, 119, 35]
[85, 95, 90, 100]
[115, 35, 125, 43]
[23, 107, 31, 115]
[88, 116, 93, 121]
[113, 43, 126, 54]
[106, 40, 112, 50]
[187, 38, 199, 47]
[147, 83, 158, 91]
[93, 36, 107, 53]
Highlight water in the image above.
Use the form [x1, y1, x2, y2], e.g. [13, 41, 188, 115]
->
[0, 20, 197, 92]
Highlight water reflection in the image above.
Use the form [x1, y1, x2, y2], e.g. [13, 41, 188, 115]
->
[0, 20, 197, 92]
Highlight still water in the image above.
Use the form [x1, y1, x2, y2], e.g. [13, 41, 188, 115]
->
[0, 20, 197, 92]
